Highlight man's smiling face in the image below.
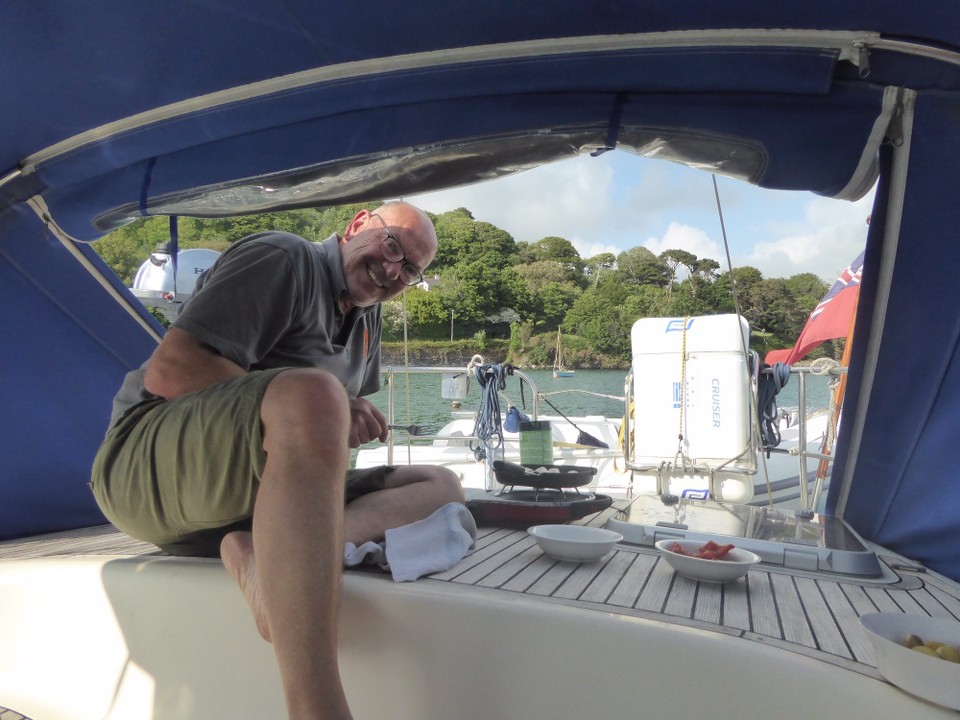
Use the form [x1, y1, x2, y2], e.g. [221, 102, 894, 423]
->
[338, 203, 437, 310]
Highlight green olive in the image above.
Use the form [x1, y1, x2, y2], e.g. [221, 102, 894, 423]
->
[937, 645, 960, 663]
[904, 633, 924, 648]
[912, 645, 938, 657]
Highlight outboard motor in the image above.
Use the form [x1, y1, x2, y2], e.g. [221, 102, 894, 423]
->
[131, 244, 220, 321]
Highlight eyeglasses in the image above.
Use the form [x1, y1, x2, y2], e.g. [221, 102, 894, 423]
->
[370, 214, 425, 286]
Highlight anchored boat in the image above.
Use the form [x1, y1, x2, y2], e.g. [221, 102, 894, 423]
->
[552, 329, 575, 378]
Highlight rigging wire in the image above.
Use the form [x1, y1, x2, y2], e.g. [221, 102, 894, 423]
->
[712, 174, 778, 503]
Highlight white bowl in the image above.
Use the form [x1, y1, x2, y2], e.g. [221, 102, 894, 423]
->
[655, 539, 761, 583]
[528, 525, 623, 562]
[859, 612, 960, 710]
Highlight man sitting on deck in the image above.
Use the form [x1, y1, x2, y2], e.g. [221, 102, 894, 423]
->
[90, 201, 464, 720]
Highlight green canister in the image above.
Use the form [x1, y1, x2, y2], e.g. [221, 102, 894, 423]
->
[519, 420, 554, 465]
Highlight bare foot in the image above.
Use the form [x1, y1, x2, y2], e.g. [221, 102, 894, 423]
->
[221, 531, 272, 642]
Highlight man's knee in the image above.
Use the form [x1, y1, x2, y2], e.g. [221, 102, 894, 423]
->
[426, 466, 465, 504]
[262, 368, 349, 424]
[260, 369, 350, 450]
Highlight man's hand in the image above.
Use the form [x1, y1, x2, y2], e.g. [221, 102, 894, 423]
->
[348, 397, 387, 448]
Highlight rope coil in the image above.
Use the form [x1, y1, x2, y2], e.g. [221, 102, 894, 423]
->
[470, 363, 515, 461]
[757, 362, 792, 451]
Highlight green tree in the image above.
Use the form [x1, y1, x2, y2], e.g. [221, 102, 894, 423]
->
[616, 247, 670, 287]
[659, 248, 698, 296]
[785, 273, 828, 312]
[749, 278, 807, 339]
[437, 269, 467, 340]
[528, 236, 585, 284]
[686, 257, 721, 298]
[472, 221, 517, 269]
[535, 281, 581, 330]
[513, 260, 572, 291]
[511, 240, 539, 266]
[455, 261, 515, 329]
[432, 208, 476, 270]
[91, 201, 835, 364]
[92, 229, 153, 285]
[622, 284, 672, 319]
[399, 287, 450, 338]
[585, 252, 616, 287]
[563, 275, 636, 356]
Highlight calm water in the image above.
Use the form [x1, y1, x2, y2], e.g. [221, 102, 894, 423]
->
[363, 367, 834, 434]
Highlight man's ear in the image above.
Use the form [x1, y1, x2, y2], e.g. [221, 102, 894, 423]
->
[343, 209, 372, 241]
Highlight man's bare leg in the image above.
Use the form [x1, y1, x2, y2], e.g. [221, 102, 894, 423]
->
[222, 531, 270, 641]
[344, 465, 464, 545]
[224, 466, 465, 641]
[221, 368, 353, 720]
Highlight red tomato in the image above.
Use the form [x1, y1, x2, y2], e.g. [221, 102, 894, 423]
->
[698, 540, 735, 559]
[668, 539, 737, 560]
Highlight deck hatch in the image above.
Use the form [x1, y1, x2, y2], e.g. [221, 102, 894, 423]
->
[607, 495, 885, 578]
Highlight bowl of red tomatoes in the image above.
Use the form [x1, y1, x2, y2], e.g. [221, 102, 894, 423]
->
[655, 538, 761, 583]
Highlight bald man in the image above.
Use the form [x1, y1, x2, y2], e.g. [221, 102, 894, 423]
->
[92, 202, 463, 719]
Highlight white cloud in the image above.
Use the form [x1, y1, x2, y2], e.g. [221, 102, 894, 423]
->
[409, 151, 876, 282]
[743, 192, 873, 280]
[573, 239, 620, 259]
[410, 154, 615, 246]
[644, 222, 723, 263]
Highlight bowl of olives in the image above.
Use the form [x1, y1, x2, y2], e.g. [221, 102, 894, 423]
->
[859, 612, 960, 710]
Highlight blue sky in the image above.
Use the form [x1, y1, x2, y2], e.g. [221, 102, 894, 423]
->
[409, 150, 874, 282]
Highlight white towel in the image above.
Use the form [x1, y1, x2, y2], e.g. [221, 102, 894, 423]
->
[342, 502, 477, 582]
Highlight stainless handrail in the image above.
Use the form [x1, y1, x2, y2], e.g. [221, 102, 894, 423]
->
[764, 364, 846, 513]
[379, 364, 541, 474]
[620, 363, 846, 510]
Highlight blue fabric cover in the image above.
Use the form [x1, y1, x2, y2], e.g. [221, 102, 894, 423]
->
[3, 1, 960, 581]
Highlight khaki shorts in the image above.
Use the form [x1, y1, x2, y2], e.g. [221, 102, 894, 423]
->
[91, 368, 393, 557]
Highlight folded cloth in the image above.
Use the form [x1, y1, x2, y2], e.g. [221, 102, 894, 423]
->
[343, 502, 478, 582]
[343, 539, 387, 569]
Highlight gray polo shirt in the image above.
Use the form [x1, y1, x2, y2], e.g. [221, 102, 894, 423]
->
[109, 232, 381, 426]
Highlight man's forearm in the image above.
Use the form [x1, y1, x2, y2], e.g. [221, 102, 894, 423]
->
[144, 327, 247, 400]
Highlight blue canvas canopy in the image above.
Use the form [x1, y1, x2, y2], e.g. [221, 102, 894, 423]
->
[3, 2, 960, 578]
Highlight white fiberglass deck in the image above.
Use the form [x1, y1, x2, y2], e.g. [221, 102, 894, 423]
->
[1, 500, 956, 680]
[3, 495, 960, 719]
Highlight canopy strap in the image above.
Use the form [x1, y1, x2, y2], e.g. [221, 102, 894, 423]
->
[590, 93, 626, 157]
[169, 214, 179, 294]
[138, 157, 157, 216]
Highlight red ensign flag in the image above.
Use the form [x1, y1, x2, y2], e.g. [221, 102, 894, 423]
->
[765, 251, 864, 365]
